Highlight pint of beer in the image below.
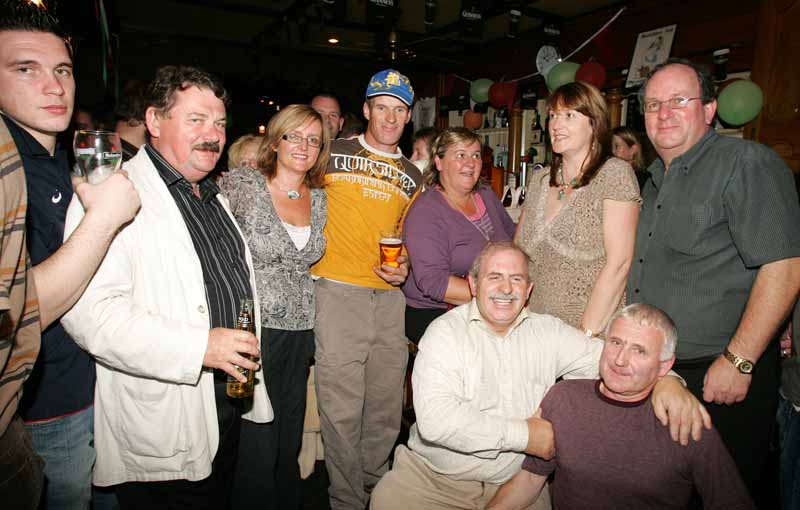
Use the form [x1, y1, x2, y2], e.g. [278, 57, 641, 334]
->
[379, 230, 403, 268]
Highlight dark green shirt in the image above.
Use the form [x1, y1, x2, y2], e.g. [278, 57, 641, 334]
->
[627, 129, 800, 359]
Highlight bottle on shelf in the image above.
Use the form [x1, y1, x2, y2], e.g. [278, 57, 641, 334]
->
[502, 170, 516, 207]
[531, 110, 543, 144]
[226, 298, 256, 399]
[500, 144, 509, 170]
[526, 143, 538, 165]
[518, 161, 528, 206]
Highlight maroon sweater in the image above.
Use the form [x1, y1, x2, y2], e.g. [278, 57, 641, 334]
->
[523, 379, 754, 510]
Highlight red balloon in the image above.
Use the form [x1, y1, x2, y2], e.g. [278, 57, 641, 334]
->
[463, 110, 484, 130]
[575, 61, 607, 90]
[488, 81, 518, 110]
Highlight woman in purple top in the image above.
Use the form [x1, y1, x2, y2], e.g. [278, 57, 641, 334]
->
[402, 128, 516, 343]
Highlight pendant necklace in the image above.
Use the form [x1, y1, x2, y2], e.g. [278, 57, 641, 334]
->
[557, 166, 578, 201]
[271, 180, 304, 200]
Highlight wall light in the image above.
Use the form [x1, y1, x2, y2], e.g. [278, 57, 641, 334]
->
[258, 125, 266, 135]
[328, 37, 340, 44]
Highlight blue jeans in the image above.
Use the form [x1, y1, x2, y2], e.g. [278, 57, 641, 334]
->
[26, 406, 95, 510]
[778, 394, 800, 510]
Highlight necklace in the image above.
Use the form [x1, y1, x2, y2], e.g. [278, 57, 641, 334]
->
[271, 180, 304, 200]
[557, 165, 578, 201]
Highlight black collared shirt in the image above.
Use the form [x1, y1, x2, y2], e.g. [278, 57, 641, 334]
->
[1, 114, 95, 421]
[144, 144, 252, 330]
[627, 128, 800, 359]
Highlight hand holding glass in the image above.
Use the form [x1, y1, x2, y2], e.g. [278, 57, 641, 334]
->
[379, 229, 403, 268]
[73, 130, 123, 184]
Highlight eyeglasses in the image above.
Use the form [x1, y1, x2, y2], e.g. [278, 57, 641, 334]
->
[282, 132, 323, 148]
[642, 96, 702, 113]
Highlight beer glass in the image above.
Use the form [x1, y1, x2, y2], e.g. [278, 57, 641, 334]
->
[73, 130, 122, 184]
[379, 229, 403, 268]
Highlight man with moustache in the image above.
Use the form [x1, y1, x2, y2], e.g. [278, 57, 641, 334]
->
[62, 65, 273, 509]
[487, 304, 753, 510]
[627, 58, 800, 506]
[0, 3, 140, 508]
[310, 69, 422, 510]
[371, 242, 710, 510]
[311, 93, 343, 139]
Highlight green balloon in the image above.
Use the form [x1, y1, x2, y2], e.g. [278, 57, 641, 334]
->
[717, 80, 763, 126]
[546, 61, 580, 92]
[470, 78, 493, 104]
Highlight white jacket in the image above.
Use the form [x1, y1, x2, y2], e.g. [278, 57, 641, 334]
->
[62, 148, 273, 486]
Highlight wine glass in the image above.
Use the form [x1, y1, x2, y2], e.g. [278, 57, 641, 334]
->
[73, 130, 123, 184]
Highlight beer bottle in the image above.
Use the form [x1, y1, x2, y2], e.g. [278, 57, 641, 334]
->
[226, 298, 256, 398]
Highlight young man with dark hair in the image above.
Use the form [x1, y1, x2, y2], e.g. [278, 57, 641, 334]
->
[0, 2, 140, 507]
[115, 81, 147, 161]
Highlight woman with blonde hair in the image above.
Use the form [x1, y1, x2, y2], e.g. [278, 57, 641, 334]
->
[222, 104, 329, 509]
[515, 81, 640, 335]
[402, 127, 515, 343]
[227, 133, 263, 171]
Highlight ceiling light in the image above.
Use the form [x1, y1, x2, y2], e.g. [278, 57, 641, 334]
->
[424, 0, 436, 28]
[328, 37, 340, 44]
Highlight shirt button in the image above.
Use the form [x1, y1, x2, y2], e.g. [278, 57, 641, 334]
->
[634, 288, 640, 293]
[648, 232, 652, 237]
[639, 258, 643, 263]
[656, 204, 662, 210]
[198, 305, 206, 314]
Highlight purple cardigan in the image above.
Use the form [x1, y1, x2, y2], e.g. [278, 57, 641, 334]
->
[402, 185, 516, 309]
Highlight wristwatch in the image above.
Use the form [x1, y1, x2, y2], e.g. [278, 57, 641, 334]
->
[722, 348, 754, 374]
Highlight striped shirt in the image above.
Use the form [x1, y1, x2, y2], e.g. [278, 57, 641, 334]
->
[0, 118, 41, 435]
[145, 145, 252, 330]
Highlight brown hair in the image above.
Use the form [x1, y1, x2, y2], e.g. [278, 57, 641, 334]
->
[145, 65, 229, 117]
[546, 81, 612, 189]
[612, 126, 646, 172]
[424, 127, 482, 190]
[255, 104, 329, 188]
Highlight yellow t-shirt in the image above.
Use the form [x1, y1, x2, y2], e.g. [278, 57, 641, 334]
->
[312, 136, 422, 289]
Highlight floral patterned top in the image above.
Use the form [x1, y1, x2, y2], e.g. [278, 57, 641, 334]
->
[515, 157, 640, 328]
[221, 168, 326, 331]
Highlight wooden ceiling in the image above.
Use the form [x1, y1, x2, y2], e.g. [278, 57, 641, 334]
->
[108, 0, 623, 69]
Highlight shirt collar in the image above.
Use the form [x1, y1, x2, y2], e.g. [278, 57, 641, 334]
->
[145, 143, 220, 202]
[648, 127, 718, 189]
[467, 298, 531, 339]
[1, 113, 55, 158]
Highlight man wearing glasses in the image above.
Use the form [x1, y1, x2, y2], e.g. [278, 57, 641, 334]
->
[627, 58, 800, 508]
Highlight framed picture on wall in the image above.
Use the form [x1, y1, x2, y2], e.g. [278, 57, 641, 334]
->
[625, 24, 677, 88]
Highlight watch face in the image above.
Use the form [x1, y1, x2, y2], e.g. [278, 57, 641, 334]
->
[536, 45, 561, 77]
[739, 361, 754, 373]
